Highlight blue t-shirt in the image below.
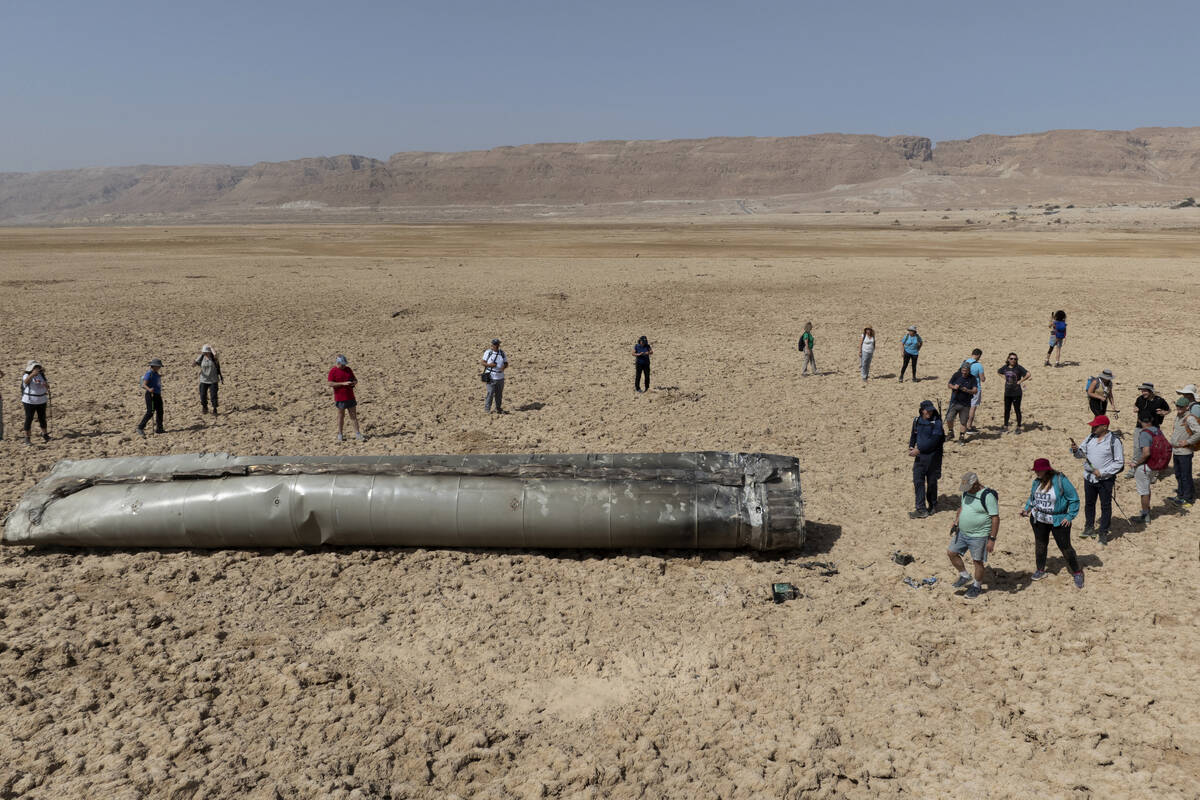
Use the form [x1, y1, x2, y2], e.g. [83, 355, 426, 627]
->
[902, 334, 922, 355]
[634, 343, 651, 365]
[142, 370, 162, 395]
[967, 358, 985, 385]
[1053, 320, 1066, 340]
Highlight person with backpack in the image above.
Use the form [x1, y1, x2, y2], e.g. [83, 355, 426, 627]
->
[1086, 369, 1117, 417]
[859, 326, 875, 383]
[1045, 310, 1066, 367]
[136, 358, 165, 437]
[633, 336, 652, 393]
[481, 338, 508, 413]
[327, 354, 365, 442]
[21, 360, 51, 445]
[798, 322, 816, 376]
[964, 348, 986, 432]
[899, 325, 922, 382]
[1167, 396, 1200, 509]
[948, 472, 999, 599]
[1020, 458, 1084, 588]
[997, 353, 1030, 432]
[945, 362, 978, 441]
[908, 399, 946, 518]
[194, 345, 223, 417]
[1069, 415, 1125, 544]
[1129, 410, 1172, 524]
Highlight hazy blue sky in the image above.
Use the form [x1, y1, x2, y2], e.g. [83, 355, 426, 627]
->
[3, 0, 1198, 172]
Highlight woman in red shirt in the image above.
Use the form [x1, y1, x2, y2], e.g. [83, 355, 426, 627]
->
[327, 354, 365, 441]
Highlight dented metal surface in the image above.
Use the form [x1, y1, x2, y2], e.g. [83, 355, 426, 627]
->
[3, 452, 804, 550]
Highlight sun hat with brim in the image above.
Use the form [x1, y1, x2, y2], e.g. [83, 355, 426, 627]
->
[491, 338, 501, 345]
[25, 360, 41, 372]
[1099, 369, 1114, 380]
[959, 472, 980, 493]
[1138, 382, 1155, 392]
[906, 325, 917, 332]
[1088, 415, 1110, 427]
[201, 345, 214, 354]
[334, 355, 348, 366]
[1031, 458, 1053, 472]
[1176, 384, 1198, 397]
[148, 358, 163, 367]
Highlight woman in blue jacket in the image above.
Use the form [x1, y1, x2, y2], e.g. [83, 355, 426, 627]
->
[1020, 458, 1084, 587]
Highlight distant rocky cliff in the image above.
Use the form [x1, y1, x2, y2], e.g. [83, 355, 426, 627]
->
[1, 127, 1197, 223]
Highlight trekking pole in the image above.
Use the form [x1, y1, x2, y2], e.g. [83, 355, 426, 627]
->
[1070, 437, 1132, 528]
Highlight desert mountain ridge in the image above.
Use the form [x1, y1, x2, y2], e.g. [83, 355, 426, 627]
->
[2, 126, 1199, 224]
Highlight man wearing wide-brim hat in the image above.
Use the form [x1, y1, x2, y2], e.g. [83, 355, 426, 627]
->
[1176, 383, 1200, 418]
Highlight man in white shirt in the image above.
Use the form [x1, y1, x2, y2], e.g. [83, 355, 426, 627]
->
[481, 338, 508, 414]
[1069, 415, 1124, 544]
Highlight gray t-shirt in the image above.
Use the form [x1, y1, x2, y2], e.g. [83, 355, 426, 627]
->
[195, 355, 219, 384]
[1136, 426, 1158, 463]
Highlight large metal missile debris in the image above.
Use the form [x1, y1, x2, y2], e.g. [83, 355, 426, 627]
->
[3, 452, 804, 550]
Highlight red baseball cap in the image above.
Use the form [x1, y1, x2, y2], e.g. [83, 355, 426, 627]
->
[1088, 415, 1110, 427]
[1031, 458, 1052, 472]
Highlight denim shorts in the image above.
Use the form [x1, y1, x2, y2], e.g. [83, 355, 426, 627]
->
[948, 530, 988, 562]
[335, 400, 357, 410]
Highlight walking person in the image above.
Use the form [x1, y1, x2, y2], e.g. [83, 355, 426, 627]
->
[997, 353, 1031, 432]
[1070, 415, 1125, 544]
[945, 362, 978, 441]
[194, 345, 223, 416]
[481, 338, 508, 414]
[1128, 410, 1171, 524]
[136, 358, 165, 437]
[908, 399, 946, 518]
[948, 472, 999, 599]
[633, 336, 652, 393]
[899, 325, 922, 382]
[1020, 458, 1084, 588]
[859, 327, 875, 383]
[1167, 396, 1200, 509]
[1045, 310, 1066, 367]
[798, 322, 816, 376]
[964, 348, 986, 432]
[327, 354, 364, 442]
[1086, 369, 1117, 418]
[21, 360, 51, 445]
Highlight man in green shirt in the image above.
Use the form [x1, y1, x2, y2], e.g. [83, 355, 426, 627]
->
[947, 471, 1000, 599]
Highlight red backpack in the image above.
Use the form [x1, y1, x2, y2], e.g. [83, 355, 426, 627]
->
[1147, 428, 1172, 471]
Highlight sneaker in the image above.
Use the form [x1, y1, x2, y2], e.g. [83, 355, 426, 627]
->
[136, 428, 146, 438]
[336, 433, 344, 442]
[1072, 572, 1085, 589]
[1030, 570, 1048, 581]
[1044, 360, 1051, 367]
[355, 432, 366, 441]
[1183, 501, 1194, 509]
[952, 575, 972, 588]
[1166, 496, 1184, 506]
[1133, 512, 1150, 525]
[1098, 531, 1109, 546]
[1079, 525, 1095, 539]
[1014, 426, 1023, 435]
[154, 428, 166, 434]
[964, 584, 982, 599]
[914, 508, 929, 519]
[42, 433, 50, 442]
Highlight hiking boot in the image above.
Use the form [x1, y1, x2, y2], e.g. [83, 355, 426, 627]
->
[1098, 530, 1109, 545]
[155, 427, 166, 434]
[23, 437, 31, 446]
[914, 508, 929, 519]
[952, 575, 972, 588]
[1133, 512, 1150, 525]
[1072, 572, 1085, 589]
[964, 584, 982, 599]
[1030, 570, 1048, 581]
[1079, 525, 1095, 539]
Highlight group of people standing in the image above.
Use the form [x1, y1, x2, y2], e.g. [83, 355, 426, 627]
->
[910, 372, 1200, 599]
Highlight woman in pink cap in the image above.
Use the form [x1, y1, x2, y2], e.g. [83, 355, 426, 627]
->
[1020, 458, 1083, 587]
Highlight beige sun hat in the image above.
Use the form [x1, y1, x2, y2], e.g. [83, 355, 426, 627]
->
[1176, 384, 1198, 398]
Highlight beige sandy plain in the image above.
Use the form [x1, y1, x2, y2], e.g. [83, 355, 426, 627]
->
[1, 215, 1198, 799]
